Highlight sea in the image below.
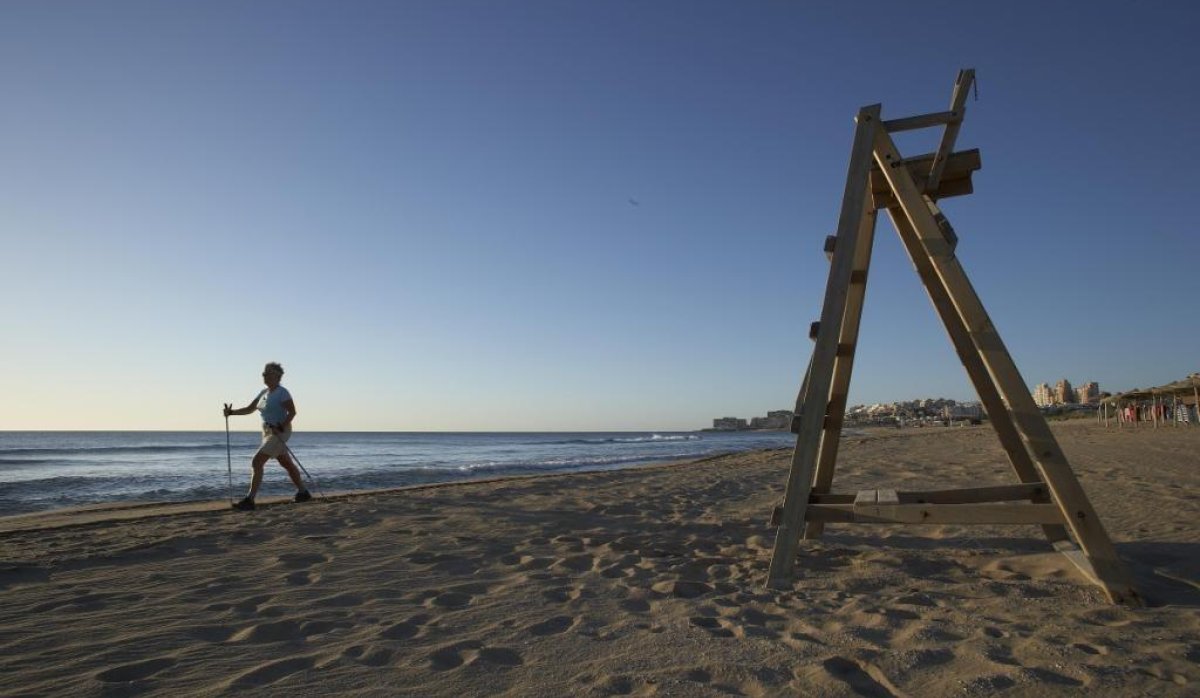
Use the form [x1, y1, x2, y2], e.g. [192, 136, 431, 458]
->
[0, 430, 798, 515]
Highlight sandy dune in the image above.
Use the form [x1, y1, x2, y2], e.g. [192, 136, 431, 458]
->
[1, 421, 1197, 696]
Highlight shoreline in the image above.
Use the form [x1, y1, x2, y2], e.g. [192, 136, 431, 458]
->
[0, 425, 941, 533]
[0, 450, 759, 536]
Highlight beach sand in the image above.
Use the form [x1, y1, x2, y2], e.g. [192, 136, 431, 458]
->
[1, 421, 1197, 696]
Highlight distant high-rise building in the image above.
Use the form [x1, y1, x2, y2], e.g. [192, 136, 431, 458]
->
[1055, 379, 1076, 404]
[1076, 381, 1100, 405]
[1033, 383, 1053, 407]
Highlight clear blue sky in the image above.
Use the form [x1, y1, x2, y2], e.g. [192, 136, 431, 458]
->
[2, 1, 1197, 431]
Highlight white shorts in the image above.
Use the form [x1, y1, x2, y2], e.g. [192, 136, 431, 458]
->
[258, 423, 293, 458]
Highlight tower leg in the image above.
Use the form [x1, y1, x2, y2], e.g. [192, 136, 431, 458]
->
[874, 127, 1140, 605]
[768, 104, 880, 588]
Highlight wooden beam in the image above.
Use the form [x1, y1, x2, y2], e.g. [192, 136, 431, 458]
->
[871, 149, 980, 209]
[768, 104, 880, 589]
[872, 175, 972, 210]
[926, 68, 975, 191]
[883, 110, 962, 133]
[772, 483, 1054, 524]
[871, 149, 980, 194]
[806, 502, 1065, 526]
[874, 127, 1141, 605]
[804, 194, 878, 540]
[901, 482, 1049, 504]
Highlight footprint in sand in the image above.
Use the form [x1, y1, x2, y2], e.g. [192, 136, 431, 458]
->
[423, 583, 490, 610]
[273, 552, 330, 570]
[232, 619, 303, 643]
[95, 657, 176, 683]
[427, 641, 524, 672]
[380, 613, 432, 640]
[526, 615, 576, 636]
[285, 570, 321, 586]
[300, 619, 352, 637]
[689, 616, 735, 639]
[343, 644, 395, 667]
[232, 594, 275, 616]
[227, 656, 316, 689]
[552, 554, 595, 574]
[821, 656, 902, 698]
[542, 586, 581, 603]
[188, 625, 238, 643]
[314, 591, 364, 608]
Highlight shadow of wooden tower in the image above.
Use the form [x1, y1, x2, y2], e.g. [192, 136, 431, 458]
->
[766, 69, 1140, 605]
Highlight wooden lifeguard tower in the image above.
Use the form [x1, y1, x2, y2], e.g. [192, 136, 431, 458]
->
[767, 70, 1140, 605]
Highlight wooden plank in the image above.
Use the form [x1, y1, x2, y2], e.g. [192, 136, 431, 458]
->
[804, 195, 878, 540]
[926, 68, 975, 191]
[788, 353, 814, 434]
[873, 175, 972, 210]
[851, 488, 898, 521]
[902, 483, 1048, 504]
[874, 127, 1140, 605]
[854, 490, 878, 507]
[871, 149, 980, 194]
[767, 104, 880, 589]
[779, 484, 1055, 523]
[806, 503, 1065, 525]
[883, 206, 1070, 542]
[883, 109, 962, 133]
[876, 148, 981, 179]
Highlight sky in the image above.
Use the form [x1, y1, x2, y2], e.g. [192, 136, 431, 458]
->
[2, 1, 1197, 431]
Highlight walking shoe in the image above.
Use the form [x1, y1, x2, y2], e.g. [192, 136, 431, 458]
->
[294, 489, 313, 503]
[232, 497, 256, 511]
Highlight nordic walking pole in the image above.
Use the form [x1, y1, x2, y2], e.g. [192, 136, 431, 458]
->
[224, 404, 235, 505]
[283, 442, 322, 499]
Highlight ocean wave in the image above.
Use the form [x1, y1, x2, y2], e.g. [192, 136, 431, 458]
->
[0, 458, 61, 467]
[0, 443, 227, 459]
[547, 434, 702, 445]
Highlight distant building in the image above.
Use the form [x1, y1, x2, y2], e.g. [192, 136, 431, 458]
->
[944, 403, 983, 420]
[750, 410, 793, 430]
[1075, 381, 1100, 405]
[712, 417, 748, 431]
[1055, 379, 1076, 404]
[1033, 383, 1053, 407]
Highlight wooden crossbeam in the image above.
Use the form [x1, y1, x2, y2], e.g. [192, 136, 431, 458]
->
[883, 110, 962, 132]
[769, 483, 1054, 524]
[870, 149, 979, 209]
[807, 502, 1065, 526]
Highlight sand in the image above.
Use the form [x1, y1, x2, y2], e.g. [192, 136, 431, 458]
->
[1, 421, 1197, 696]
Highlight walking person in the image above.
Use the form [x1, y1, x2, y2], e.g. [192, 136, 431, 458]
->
[223, 362, 312, 511]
